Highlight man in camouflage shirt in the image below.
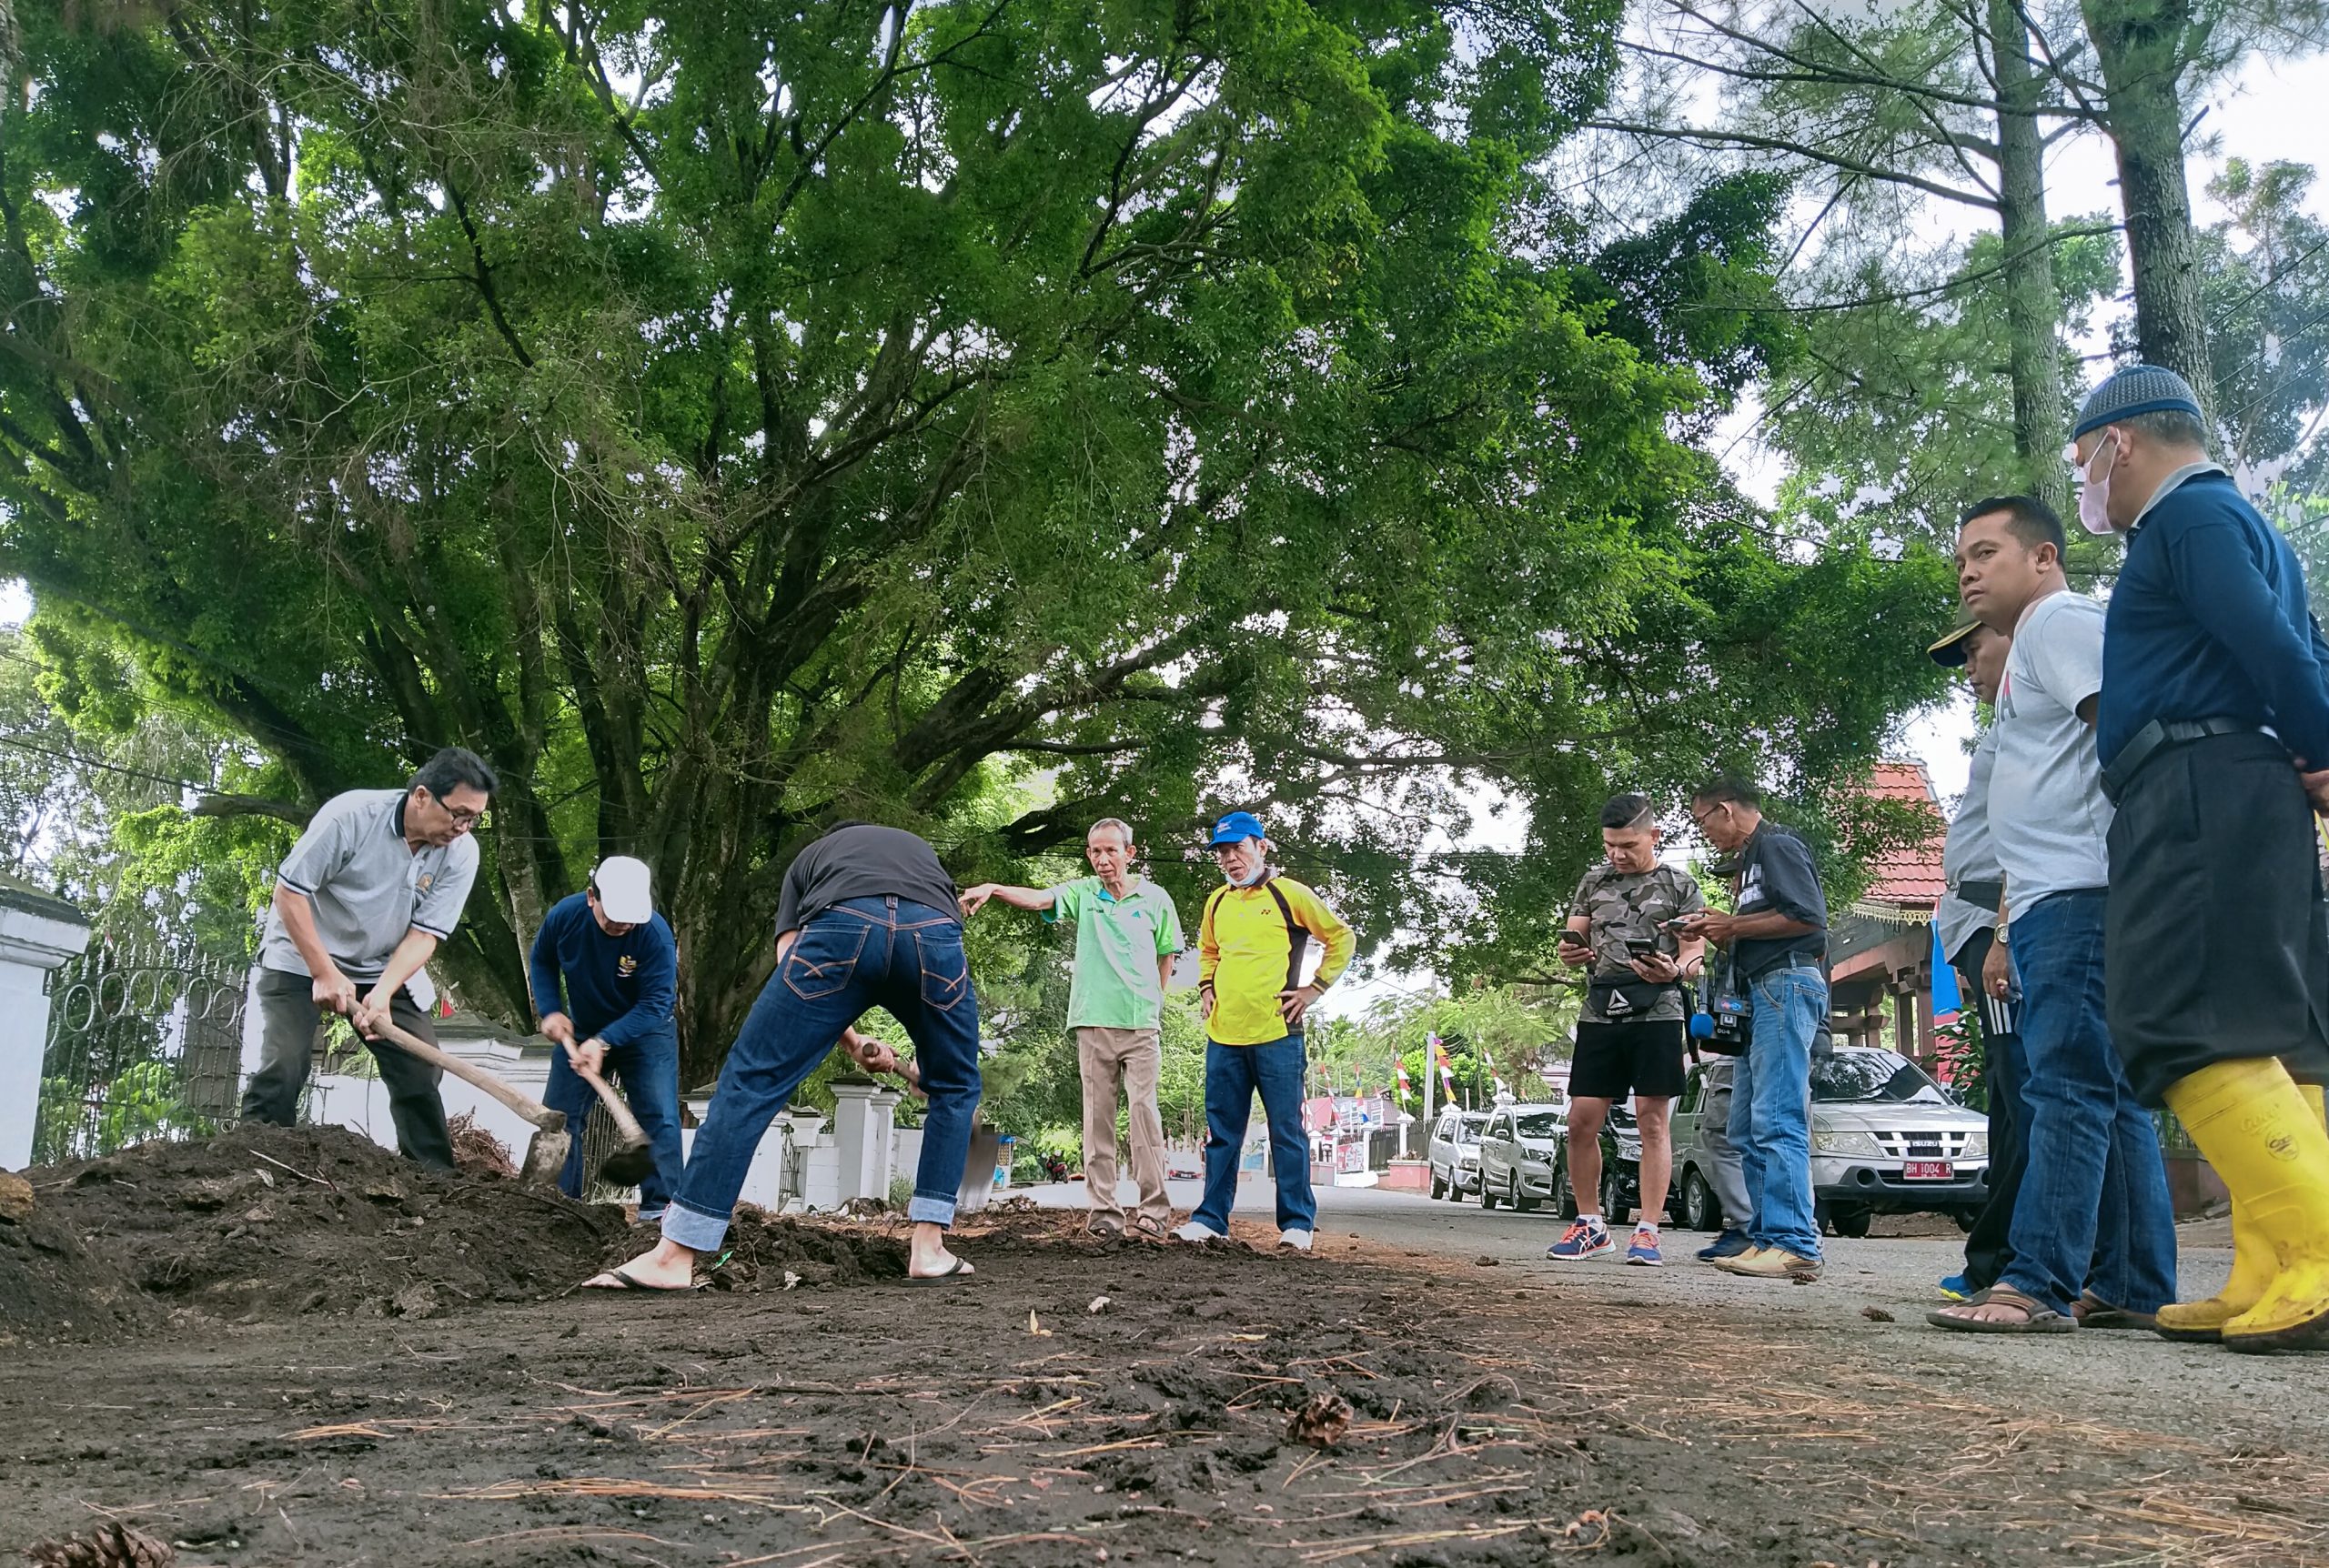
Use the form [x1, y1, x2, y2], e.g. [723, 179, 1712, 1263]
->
[1548, 793, 1708, 1265]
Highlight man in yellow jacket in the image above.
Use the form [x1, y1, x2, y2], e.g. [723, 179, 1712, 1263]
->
[1175, 811, 1356, 1249]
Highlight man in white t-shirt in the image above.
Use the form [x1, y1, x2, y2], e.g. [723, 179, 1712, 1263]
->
[1929, 496, 2175, 1336]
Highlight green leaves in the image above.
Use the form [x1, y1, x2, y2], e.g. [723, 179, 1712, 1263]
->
[0, 0, 1947, 1072]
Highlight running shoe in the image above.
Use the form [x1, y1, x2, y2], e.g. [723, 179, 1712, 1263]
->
[1547, 1219, 1614, 1261]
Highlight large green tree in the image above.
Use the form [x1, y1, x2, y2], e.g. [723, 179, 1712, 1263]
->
[0, 0, 1949, 1081]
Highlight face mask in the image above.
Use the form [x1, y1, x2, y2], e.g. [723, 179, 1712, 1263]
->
[1225, 850, 1267, 887]
[2072, 433, 2119, 536]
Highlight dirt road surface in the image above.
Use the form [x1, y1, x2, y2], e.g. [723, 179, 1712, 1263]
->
[5, 1133, 2326, 1567]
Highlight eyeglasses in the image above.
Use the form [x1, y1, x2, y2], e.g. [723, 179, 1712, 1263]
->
[427, 791, 488, 830]
[1689, 805, 1724, 829]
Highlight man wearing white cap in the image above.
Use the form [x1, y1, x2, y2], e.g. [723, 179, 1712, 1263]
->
[529, 857, 684, 1217]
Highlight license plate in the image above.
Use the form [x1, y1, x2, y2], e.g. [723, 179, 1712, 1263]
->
[1903, 1161, 1953, 1181]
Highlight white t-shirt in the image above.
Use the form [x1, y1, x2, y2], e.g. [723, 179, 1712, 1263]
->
[1989, 590, 2112, 921]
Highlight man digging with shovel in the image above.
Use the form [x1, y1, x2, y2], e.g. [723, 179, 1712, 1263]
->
[587, 821, 985, 1290]
[240, 748, 498, 1169]
[530, 857, 684, 1220]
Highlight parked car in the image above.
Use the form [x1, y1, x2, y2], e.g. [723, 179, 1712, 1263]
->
[1475, 1102, 1567, 1211]
[1426, 1110, 1490, 1200]
[1669, 1046, 1991, 1236]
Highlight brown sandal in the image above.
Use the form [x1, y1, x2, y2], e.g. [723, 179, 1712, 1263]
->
[2072, 1293, 2158, 1331]
[1927, 1285, 2077, 1334]
[1130, 1215, 1169, 1242]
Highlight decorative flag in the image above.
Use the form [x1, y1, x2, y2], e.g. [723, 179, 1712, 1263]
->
[1432, 1034, 1456, 1091]
[1930, 922, 1962, 1030]
[1395, 1057, 1414, 1102]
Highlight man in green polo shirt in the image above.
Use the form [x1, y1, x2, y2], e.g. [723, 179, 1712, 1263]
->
[961, 819, 1185, 1238]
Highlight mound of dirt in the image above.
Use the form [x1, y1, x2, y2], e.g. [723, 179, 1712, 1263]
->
[0, 1202, 164, 1345]
[17, 1124, 630, 1339]
[687, 1205, 910, 1291]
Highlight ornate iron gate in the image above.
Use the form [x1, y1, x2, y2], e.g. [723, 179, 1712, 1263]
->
[36, 945, 251, 1164]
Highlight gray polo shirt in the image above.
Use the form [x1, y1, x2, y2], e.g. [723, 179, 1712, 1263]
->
[1989, 590, 2112, 922]
[1936, 726, 2002, 965]
[259, 789, 479, 988]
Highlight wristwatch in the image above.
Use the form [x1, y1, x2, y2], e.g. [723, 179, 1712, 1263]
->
[1994, 924, 2010, 946]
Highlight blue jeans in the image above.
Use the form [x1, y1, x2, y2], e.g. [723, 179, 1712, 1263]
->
[2000, 890, 2176, 1317]
[1193, 1034, 1316, 1234]
[665, 897, 981, 1251]
[1732, 963, 1824, 1259]
[544, 1026, 685, 1211]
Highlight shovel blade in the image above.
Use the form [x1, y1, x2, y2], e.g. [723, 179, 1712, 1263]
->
[953, 1122, 1003, 1216]
[519, 1129, 572, 1189]
[597, 1141, 657, 1189]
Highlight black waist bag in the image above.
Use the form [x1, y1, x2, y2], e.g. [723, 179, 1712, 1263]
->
[1589, 975, 1680, 1017]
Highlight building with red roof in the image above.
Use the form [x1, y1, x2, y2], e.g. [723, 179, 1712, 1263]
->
[1828, 761, 1951, 1059]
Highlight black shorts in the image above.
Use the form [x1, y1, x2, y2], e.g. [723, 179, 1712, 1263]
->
[1570, 1020, 1687, 1101]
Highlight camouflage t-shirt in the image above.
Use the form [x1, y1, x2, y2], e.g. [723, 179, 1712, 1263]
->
[1568, 862, 1706, 1024]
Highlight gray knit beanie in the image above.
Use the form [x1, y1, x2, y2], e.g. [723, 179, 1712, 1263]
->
[2072, 364, 2203, 438]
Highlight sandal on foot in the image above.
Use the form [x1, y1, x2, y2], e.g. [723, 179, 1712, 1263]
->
[1927, 1285, 2075, 1334]
[2073, 1293, 2158, 1331]
[909, 1257, 976, 1284]
[581, 1267, 704, 1292]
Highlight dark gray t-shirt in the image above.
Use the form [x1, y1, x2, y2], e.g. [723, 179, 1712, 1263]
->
[1732, 822, 1828, 980]
[773, 825, 960, 937]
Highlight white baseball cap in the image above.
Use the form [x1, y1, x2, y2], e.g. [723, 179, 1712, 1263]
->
[591, 856, 655, 924]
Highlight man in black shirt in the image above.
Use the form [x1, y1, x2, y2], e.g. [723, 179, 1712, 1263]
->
[588, 821, 983, 1288]
[1680, 778, 1830, 1282]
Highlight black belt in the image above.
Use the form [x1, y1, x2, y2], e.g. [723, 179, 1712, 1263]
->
[2100, 717, 2273, 804]
[1951, 879, 2004, 913]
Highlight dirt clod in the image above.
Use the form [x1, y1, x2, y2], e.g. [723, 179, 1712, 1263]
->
[0, 1171, 32, 1224]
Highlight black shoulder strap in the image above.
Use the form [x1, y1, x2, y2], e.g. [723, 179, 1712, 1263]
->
[1264, 878, 1308, 991]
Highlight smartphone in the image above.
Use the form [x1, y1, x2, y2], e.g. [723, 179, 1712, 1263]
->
[1624, 938, 1659, 957]
[1558, 926, 1590, 949]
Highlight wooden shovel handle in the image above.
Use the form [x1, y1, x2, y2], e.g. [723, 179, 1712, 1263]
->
[369, 1018, 565, 1133]
[575, 1060, 649, 1145]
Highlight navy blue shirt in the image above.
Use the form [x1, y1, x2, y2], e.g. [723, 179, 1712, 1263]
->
[2098, 469, 2329, 770]
[1733, 822, 1828, 980]
[527, 893, 679, 1048]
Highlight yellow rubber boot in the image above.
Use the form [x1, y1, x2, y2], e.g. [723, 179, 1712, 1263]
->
[2163, 1060, 2329, 1352]
[2154, 1083, 2326, 1342]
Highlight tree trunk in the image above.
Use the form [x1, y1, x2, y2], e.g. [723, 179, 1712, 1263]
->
[2082, 0, 2220, 423]
[1987, 0, 2070, 518]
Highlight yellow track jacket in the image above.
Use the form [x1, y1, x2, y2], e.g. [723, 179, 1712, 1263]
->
[1198, 873, 1356, 1045]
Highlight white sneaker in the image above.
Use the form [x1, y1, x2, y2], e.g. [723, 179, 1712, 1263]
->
[1175, 1221, 1225, 1242]
[1277, 1228, 1314, 1251]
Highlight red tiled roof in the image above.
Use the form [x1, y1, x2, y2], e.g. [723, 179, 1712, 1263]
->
[1854, 760, 1947, 909]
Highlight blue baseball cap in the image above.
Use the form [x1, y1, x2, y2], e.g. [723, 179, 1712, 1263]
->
[1209, 810, 1266, 846]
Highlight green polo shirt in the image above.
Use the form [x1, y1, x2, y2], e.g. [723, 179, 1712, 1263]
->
[1044, 876, 1185, 1030]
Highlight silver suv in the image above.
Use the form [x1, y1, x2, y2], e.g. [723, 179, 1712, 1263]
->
[1475, 1102, 1568, 1211]
[1427, 1109, 1489, 1200]
[1669, 1046, 1991, 1237]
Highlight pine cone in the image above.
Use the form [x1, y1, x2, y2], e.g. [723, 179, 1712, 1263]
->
[25, 1523, 176, 1567]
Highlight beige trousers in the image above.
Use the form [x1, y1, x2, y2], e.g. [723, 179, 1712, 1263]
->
[1077, 1025, 1173, 1226]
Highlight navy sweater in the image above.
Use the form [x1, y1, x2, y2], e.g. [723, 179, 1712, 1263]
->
[2098, 470, 2329, 770]
[526, 893, 679, 1048]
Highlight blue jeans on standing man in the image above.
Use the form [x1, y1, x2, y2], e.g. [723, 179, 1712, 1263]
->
[543, 1027, 685, 1215]
[1730, 962, 1826, 1260]
[1998, 890, 2176, 1318]
[1192, 1034, 1316, 1235]
[662, 897, 982, 1252]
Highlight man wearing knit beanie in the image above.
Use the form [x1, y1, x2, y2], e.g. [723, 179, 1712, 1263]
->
[2074, 362, 2329, 1352]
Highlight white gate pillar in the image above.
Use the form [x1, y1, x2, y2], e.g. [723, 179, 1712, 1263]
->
[0, 879, 94, 1171]
[831, 1080, 884, 1201]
